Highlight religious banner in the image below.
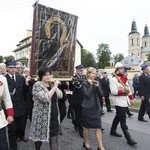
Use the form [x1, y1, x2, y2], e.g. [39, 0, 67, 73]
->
[30, 3, 78, 77]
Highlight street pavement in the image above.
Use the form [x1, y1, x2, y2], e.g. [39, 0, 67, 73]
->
[18, 107, 150, 150]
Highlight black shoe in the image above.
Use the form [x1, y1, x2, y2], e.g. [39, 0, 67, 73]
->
[107, 110, 113, 112]
[123, 130, 137, 146]
[101, 128, 105, 131]
[83, 142, 92, 150]
[128, 113, 134, 117]
[110, 130, 122, 137]
[138, 118, 148, 122]
[101, 112, 105, 116]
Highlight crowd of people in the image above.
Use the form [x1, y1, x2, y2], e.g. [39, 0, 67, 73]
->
[0, 60, 150, 150]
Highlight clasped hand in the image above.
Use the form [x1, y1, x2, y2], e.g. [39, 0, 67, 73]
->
[123, 87, 130, 95]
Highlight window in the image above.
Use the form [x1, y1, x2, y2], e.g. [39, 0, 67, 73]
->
[145, 42, 147, 47]
[131, 39, 134, 46]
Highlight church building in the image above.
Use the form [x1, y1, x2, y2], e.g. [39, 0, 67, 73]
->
[121, 19, 150, 69]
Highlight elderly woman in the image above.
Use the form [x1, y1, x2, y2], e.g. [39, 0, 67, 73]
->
[82, 67, 105, 150]
[30, 67, 63, 150]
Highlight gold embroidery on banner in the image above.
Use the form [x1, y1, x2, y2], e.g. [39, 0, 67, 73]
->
[45, 16, 70, 48]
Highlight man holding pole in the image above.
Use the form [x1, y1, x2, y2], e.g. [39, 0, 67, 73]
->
[109, 62, 137, 146]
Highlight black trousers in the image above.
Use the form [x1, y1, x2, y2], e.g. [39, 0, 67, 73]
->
[0, 127, 8, 150]
[7, 114, 27, 150]
[73, 105, 83, 133]
[111, 106, 128, 131]
[100, 96, 111, 111]
[104, 96, 111, 111]
[126, 107, 132, 116]
[133, 87, 139, 98]
[138, 99, 150, 119]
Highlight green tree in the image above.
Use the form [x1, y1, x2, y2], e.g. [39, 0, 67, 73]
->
[147, 52, 150, 61]
[0, 56, 3, 63]
[3, 55, 14, 62]
[113, 53, 124, 64]
[96, 43, 111, 68]
[81, 49, 96, 67]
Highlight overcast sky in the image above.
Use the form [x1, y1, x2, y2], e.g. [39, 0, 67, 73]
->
[0, 0, 150, 57]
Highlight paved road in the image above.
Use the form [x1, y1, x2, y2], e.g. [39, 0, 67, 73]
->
[18, 108, 150, 150]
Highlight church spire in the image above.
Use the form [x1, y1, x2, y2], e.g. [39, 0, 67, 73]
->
[129, 19, 139, 34]
[143, 24, 149, 37]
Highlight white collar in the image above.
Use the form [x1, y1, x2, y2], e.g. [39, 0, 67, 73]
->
[8, 73, 16, 80]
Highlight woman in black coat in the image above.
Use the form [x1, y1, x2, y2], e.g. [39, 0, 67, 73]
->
[82, 67, 105, 150]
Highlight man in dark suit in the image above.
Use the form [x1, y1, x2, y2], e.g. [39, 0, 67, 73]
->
[101, 72, 113, 112]
[95, 69, 105, 116]
[72, 64, 86, 138]
[138, 65, 150, 122]
[5, 60, 30, 150]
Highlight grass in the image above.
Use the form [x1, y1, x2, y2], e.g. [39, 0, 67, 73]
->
[109, 98, 141, 109]
[129, 100, 141, 109]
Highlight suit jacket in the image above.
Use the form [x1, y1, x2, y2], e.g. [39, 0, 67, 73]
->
[72, 74, 86, 106]
[101, 77, 110, 97]
[95, 76, 104, 97]
[0, 75, 14, 129]
[81, 82, 102, 108]
[139, 73, 150, 100]
[5, 74, 28, 117]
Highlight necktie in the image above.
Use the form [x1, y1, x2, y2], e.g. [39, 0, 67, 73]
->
[12, 75, 15, 82]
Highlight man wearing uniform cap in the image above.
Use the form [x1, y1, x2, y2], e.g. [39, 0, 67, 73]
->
[138, 64, 150, 122]
[72, 64, 86, 138]
[5, 60, 30, 149]
[109, 62, 137, 146]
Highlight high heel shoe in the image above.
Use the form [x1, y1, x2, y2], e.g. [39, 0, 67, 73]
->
[83, 142, 92, 150]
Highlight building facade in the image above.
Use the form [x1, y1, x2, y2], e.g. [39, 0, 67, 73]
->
[13, 30, 32, 67]
[121, 20, 150, 69]
[128, 20, 150, 60]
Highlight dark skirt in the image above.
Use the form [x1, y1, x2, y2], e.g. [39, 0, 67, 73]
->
[82, 103, 101, 128]
[50, 101, 59, 137]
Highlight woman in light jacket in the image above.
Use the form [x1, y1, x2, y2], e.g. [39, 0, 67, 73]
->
[82, 67, 105, 150]
[30, 67, 62, 150]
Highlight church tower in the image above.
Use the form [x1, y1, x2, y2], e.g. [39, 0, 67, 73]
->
[128, 20, 141, 58]
[141, 24, 150, 59]
[142, 24, 150, 48]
